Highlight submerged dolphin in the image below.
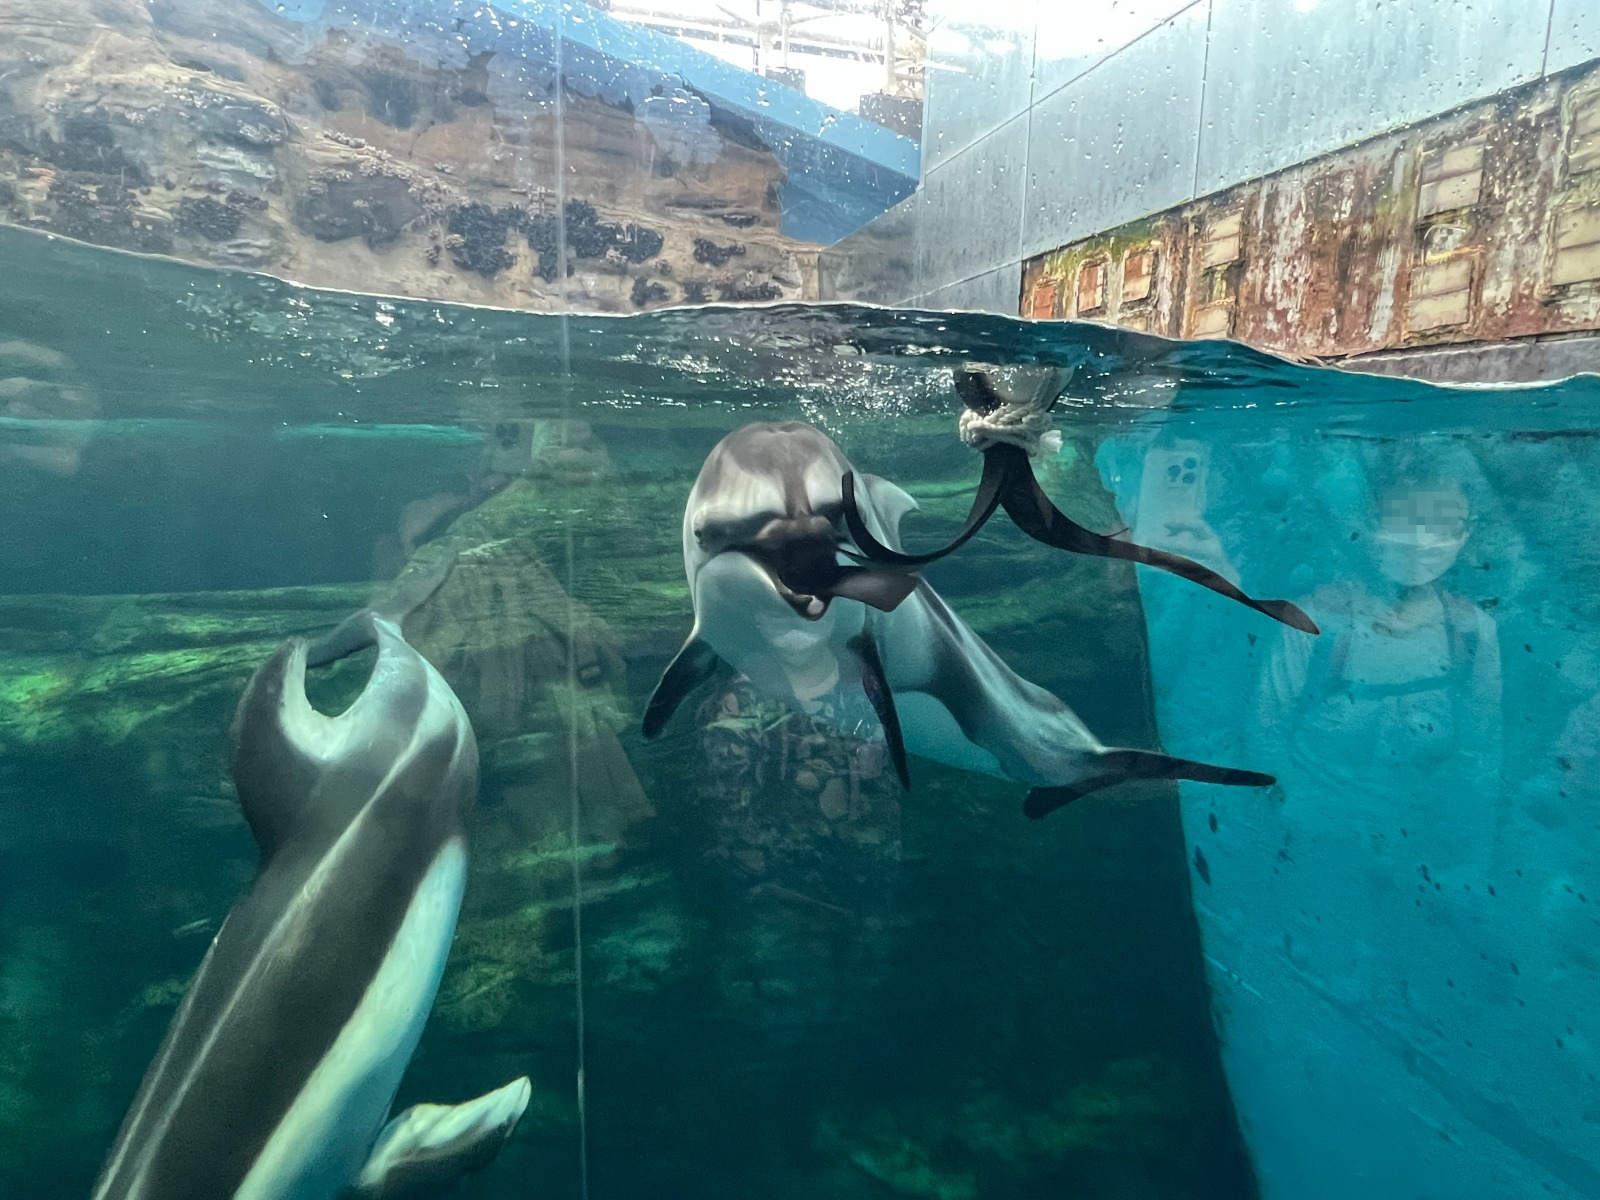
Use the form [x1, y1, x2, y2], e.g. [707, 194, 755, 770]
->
[644, 421, 1276, 818]
[92, 613, 529, 1200]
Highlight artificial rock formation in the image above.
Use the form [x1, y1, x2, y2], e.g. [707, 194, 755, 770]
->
[0, 0, 820, 311]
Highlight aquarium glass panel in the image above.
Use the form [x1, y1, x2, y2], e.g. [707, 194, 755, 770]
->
[3, 2, 1600, 1200]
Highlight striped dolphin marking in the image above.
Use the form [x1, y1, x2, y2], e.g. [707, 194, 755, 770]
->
[92, 613, 530, 1200]
[643, 420, 1279, 818]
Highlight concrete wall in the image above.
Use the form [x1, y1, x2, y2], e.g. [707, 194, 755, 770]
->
[819, 0, 1600, 312]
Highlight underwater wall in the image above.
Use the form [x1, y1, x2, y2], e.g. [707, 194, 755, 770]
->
[1097, 404, 1600, 1198]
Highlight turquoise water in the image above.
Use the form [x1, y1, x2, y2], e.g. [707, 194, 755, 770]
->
[1, 223, 1598, 1199]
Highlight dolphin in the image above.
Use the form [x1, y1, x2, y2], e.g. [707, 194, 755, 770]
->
[643, 420, 1277, 818]
[92, 612, 530, 1200]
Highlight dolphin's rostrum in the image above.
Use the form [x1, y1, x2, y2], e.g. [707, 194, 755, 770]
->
[92, 612, 529, 1200]
[645, 420, 1279, 818]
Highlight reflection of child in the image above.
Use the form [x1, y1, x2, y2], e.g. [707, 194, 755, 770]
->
[1258, 479, 1502, 813]
[1105, 437, 1521, 1196]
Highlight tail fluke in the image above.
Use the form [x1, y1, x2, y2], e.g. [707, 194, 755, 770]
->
[304, 551, 458, 669]
[1024, 748, 1275, 819]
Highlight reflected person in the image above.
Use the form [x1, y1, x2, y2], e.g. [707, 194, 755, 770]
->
[1254, 471, 1503, 867]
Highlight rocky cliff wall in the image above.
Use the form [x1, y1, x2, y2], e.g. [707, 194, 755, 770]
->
[0, 0, 820, 310]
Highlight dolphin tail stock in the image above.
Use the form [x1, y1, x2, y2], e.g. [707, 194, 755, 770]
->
[304, 550, 459, 669]
[642, 631, 728, 738]
[1022, 748, 1275, 820]
[352, 1076, 533, 1200]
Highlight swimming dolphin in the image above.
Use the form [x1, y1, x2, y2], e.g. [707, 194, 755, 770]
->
[643, 420, 1276, 818]
[92, 613, 530, 1200]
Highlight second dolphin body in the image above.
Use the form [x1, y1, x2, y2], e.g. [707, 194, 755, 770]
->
[92, 614, 529, 1200]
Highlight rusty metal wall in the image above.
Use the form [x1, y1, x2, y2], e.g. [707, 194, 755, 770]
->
[1021, 61, 1600, 364]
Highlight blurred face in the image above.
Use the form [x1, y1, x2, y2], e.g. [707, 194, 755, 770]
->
[1372, 484, 1469, 587]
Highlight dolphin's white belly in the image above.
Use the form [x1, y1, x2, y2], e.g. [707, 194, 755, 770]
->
[233, 839, 468, 1200]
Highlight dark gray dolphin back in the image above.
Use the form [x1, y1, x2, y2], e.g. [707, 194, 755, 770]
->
[92, 617, 478, 1200]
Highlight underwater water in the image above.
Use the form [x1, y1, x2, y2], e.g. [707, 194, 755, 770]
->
[1, 222, 1598, 1200]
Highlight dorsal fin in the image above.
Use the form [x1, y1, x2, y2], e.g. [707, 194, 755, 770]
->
[304, 551, 457, 668]
[229, 638, 325, 862]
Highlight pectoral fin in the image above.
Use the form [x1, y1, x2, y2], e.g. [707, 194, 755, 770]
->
[352, 1076, 531, 1200]
[849, 624, 910, 791]
[642, 632, 727, 738]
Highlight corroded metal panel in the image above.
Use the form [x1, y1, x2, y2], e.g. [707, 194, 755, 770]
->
[1022, 61, 1600, 363]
